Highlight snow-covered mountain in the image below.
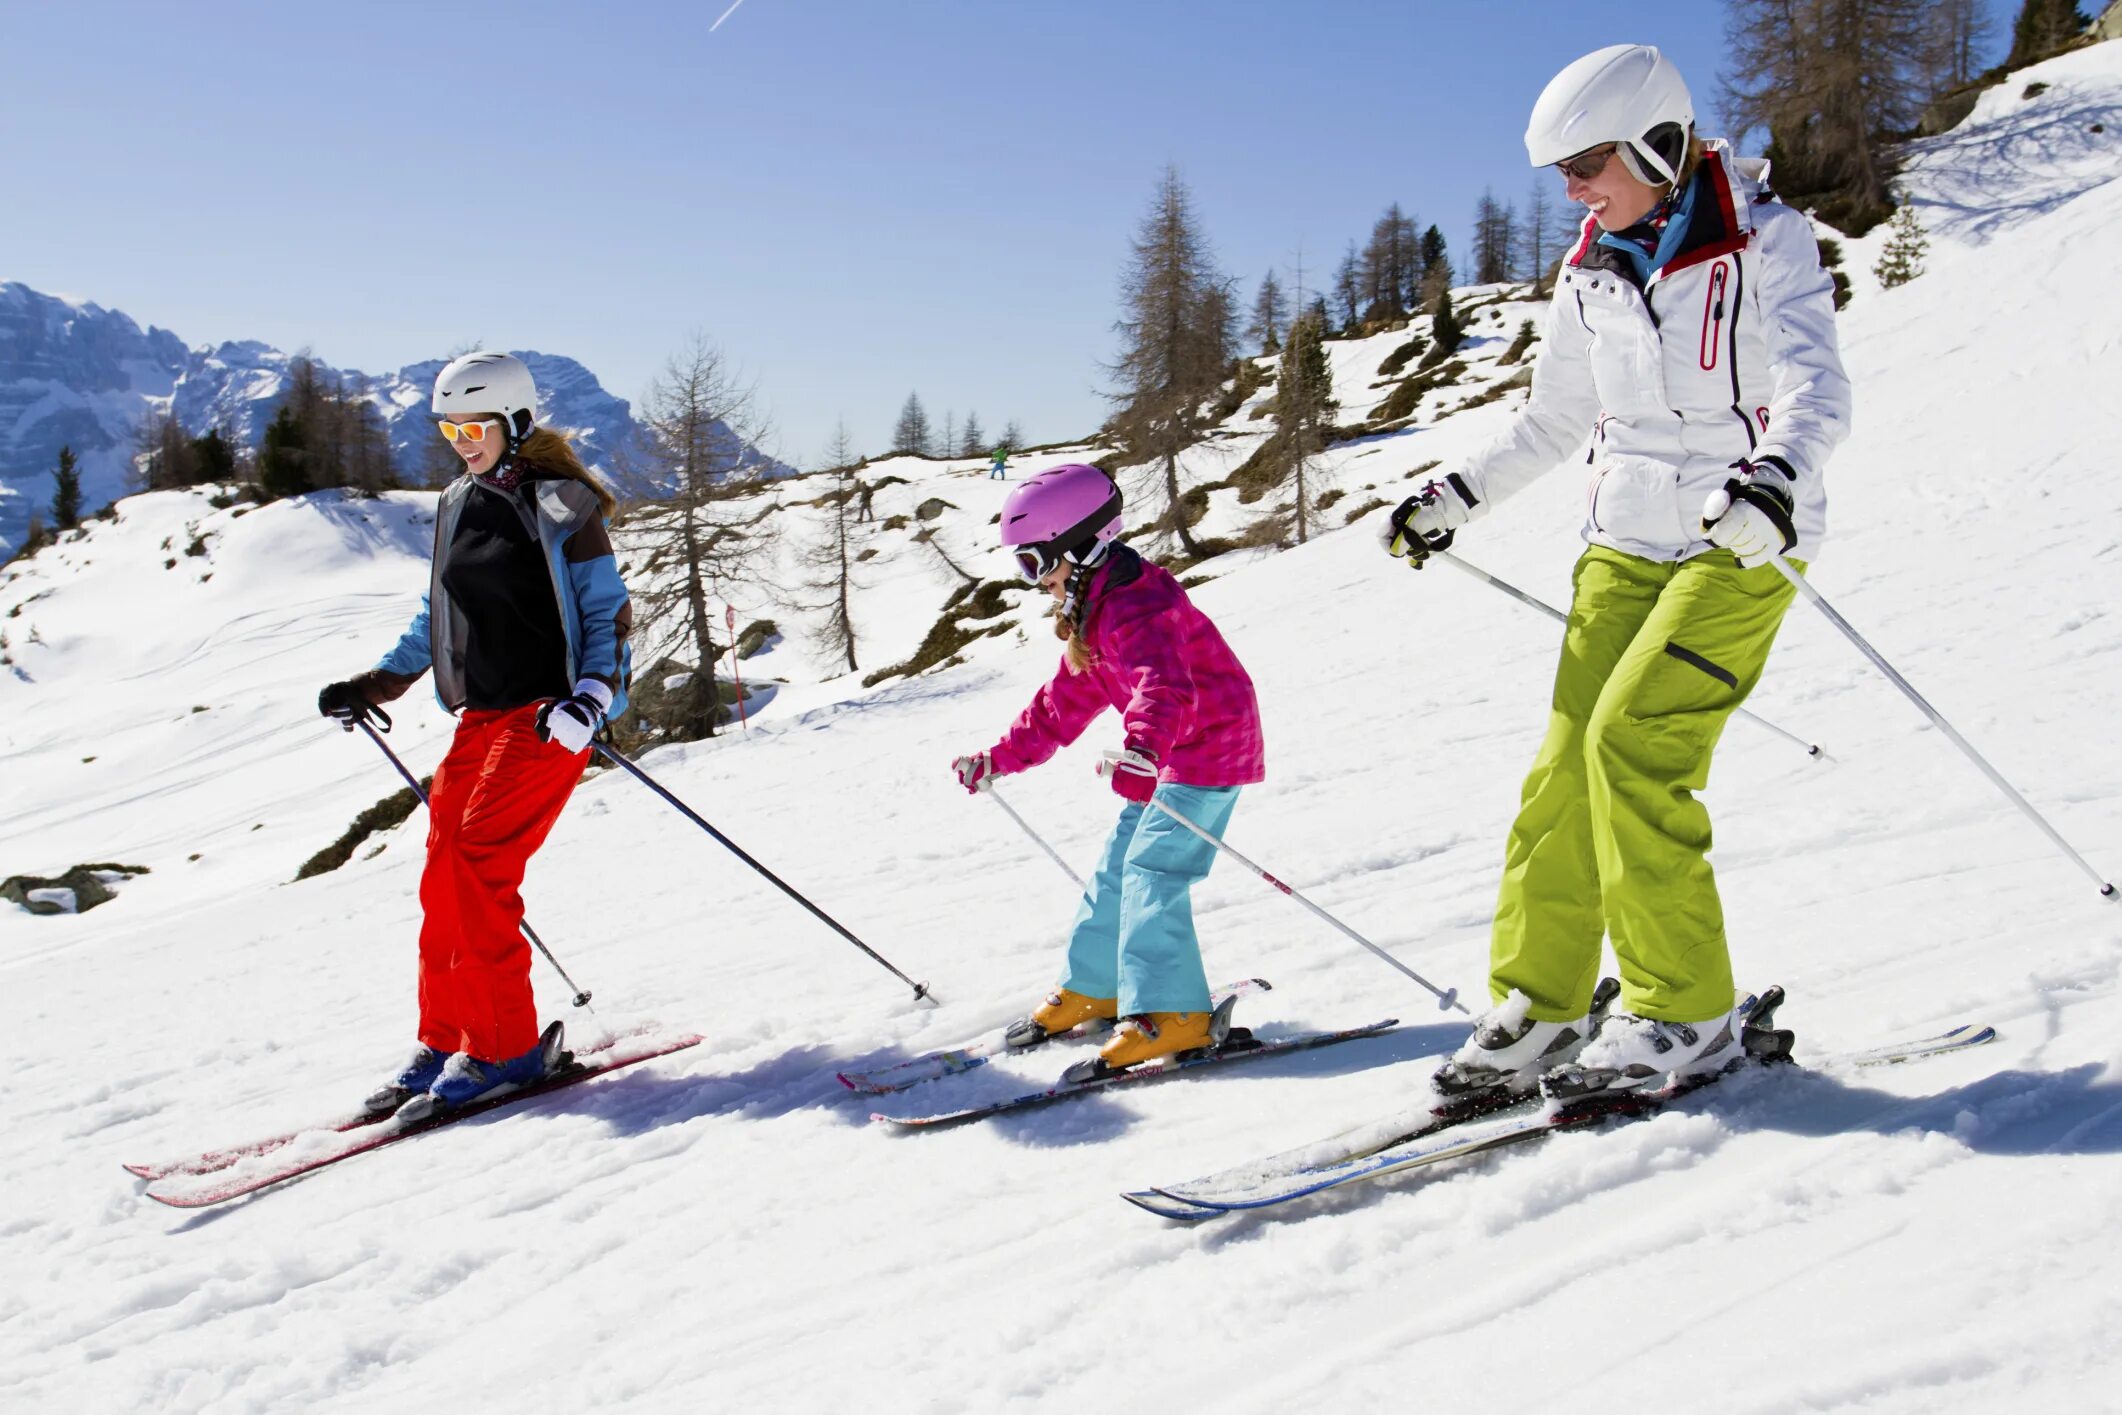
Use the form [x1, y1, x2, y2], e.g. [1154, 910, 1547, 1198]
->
[0, 284, 767, 556]
[3, 40, 2121, 1415]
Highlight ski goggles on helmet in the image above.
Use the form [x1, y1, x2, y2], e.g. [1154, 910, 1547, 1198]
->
[1010, 537, 1112, 586]
[438, 417, 500, 444]
[1554, 143, 1619, 182]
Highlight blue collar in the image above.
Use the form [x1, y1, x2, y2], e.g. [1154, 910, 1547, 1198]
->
[1596, 172, 1701, 284]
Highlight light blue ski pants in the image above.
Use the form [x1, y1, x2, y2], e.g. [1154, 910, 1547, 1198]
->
[1059, 784, 1240, 1015]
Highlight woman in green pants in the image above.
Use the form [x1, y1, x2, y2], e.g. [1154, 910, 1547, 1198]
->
[1379, 44, 1851, 1097]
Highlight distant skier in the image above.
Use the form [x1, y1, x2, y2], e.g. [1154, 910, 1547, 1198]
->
[950, 463, 1265, 1070]
[317, 351, 634, 1119]
[989, 445, 1009, 479]
[1379, 45, 1850, 1097]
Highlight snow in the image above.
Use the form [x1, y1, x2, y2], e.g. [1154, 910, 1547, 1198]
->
[4, 41, 2122, 1414]
[25, 887, 77, 913]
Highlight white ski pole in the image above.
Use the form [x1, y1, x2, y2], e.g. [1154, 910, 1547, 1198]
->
[1435, 550, 1823, 758]
[1098, 752, 1470, 1013]
[982, 780, 1088, 891]
[1764, 551, 2116, 902]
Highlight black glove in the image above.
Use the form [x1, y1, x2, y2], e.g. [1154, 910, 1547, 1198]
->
[317, 680, 384, 731]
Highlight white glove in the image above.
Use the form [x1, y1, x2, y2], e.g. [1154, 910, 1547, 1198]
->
[1701, 460, 1797, 567]
[951, 751, 996, 794]
[1379, 477, 1479, 565]
[535, 679, 613, 754]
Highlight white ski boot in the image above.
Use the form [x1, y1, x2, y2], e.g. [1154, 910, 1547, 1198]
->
[1430, 978, 1618, 1100]
[1545, 998, 1748, 1098]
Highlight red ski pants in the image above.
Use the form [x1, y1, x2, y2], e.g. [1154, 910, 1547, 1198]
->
[416, 705, 587, 1062]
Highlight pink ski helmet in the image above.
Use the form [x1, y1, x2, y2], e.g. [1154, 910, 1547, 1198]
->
[998, 463, 1122, 583]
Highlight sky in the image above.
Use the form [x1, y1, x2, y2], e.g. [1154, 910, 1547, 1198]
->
[3, 1, 1758, 467]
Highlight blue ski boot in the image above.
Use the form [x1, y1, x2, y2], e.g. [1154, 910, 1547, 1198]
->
[399, 1022, 566, 1123]
[363, 1044, 447, 1115]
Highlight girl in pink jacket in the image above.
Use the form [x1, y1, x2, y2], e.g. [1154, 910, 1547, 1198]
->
[951, 464, 1265, 1071]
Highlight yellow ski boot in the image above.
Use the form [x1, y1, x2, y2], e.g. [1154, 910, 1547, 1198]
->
[1096, 1010, 1217, 1070]
[1003, 989, 1118, 1049]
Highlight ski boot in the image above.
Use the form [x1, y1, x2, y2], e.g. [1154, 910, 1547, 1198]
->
[1430, 977, 1619, 1101]
[362, 1044, 447, 1116]
[1540, 988, 1788, 1101]
[1059, 995, 1239, 1083]
[398, 1021, 568, 1123]
[1002, 988, 1118, 1050]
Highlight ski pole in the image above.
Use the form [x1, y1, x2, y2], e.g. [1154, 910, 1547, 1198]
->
[982, 781, 1087, 891]
[592, 743, 939, 1004]
[1435, 551, 1823, 758]
[1098, 752, 1469, 1013]
[1764, 552, 2116, 902]
[350, 715, 596, 1008]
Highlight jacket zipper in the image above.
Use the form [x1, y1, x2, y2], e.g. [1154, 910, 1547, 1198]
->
[1698, 262, 1727, 371]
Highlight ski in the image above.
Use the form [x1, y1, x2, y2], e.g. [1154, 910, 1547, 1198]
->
[1114, 977, 1629, 1216]
[871, 1017, 1399, 1130]
[836, 978, 1272, 1095]
[1850, 1021, 1997, 1066]
[1138, 1065, 1748, 1220]
[136, 1030, 703, 1209]
[1125, 991, 1998, 1221]
[123, 1023, 685, 1182]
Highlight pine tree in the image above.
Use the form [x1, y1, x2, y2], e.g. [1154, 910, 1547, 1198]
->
[892, 393, 934, 456]
[1873, 200, 1929, 287]
[960, 411, 985, 458]
[1106, 164, 1231, 559]
[1002, 418, 1025, 453]
[1520, 181, 1563, 286]
[190, 427, 238, 486]
[1431, 290, 1466, 357]
[1249, 269, 1288, 355]
[1333, 241, 1362, 332]
[258, 405, 310, 499]
[1358, 205, 1421, 323]
[1255, 308, 1341, 546]
[1722, 0, 1937, 233]
[134, 412, 198, 491]
[1419, 253, 1455, 316]
[2005, 0, 2086, 69]
[624, 333, 772, 739]
[805, 420, 863, 673]
[1419, 225, 1447, 279]
[51, 446, 82, 530]
[1472, 191, 1514, 285]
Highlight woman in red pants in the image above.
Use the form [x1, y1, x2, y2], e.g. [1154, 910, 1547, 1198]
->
[318, 351, 632, 1119]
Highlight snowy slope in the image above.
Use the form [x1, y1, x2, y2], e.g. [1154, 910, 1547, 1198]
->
[5, 42, 2122, 1415]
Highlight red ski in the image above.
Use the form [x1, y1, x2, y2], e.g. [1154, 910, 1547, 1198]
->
[133, 1030, 701, 1209]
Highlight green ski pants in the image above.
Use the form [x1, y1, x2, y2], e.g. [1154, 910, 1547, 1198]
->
[1489, 545, 1802, 1024]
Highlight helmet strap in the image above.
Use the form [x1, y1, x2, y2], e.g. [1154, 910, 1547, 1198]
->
[1058, 560, 1096, 622]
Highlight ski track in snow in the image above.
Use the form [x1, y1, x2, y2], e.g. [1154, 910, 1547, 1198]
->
[5, 43, 2122, 1414]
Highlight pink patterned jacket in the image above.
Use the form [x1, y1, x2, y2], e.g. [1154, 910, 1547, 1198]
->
[989, 548, 1264, 788]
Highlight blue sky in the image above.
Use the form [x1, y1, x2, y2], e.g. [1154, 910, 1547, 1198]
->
[6, 2, 1764, 466]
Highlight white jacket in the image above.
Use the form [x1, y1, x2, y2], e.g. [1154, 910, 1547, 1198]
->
[1455, 144, 1852, 563]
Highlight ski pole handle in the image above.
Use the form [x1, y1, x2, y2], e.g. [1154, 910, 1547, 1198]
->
[1097, 753, 1469, 1013]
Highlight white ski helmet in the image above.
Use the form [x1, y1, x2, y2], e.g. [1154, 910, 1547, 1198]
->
[431, 350, 538, 438]
[1525, 44, 1694, 187]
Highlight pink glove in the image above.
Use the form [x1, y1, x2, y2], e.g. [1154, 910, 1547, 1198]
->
[1107, 744, 1158, 804]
